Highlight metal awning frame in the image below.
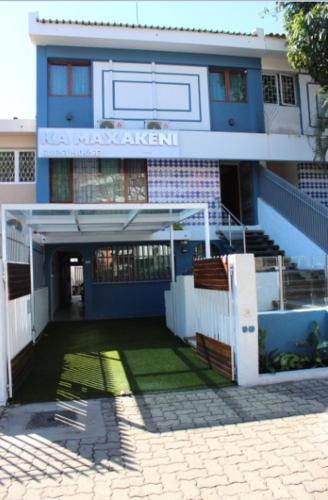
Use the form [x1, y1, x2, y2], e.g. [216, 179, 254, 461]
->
[1, 202, 211, 400]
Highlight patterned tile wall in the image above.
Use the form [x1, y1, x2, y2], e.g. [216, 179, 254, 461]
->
[147, 159, 220, 225]
[297, 163, 328, 209]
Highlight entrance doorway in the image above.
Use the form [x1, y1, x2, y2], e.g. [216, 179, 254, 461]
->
[219, 162, 254, 224]
[51, 251, 84, 321]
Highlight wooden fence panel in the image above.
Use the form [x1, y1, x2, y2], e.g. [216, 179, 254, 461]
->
[193, 258, 229, 291]
[7, 263, 31, 300]
[196, 333, 233, 380]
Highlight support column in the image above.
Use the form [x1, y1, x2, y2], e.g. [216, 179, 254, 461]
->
[29, 227, 36, 343]
[204, 205, 211, 258]
[0, 260, 8, 405]
[228, 253, 259, 386]
[170, 224, 175, 282]
[0, 208, 11, 402]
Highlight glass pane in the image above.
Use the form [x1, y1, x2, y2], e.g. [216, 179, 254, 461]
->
[72, 66, 90, 95]
[229, 72, 245, 102]
[126, 159, 147, 202]
[49, 65, 67, 95]
[0, 152, 15, 182]
[100, 160, 125, 202]
[51, 160, 71, 201]
[209, 72, 226, 101]
[19, 152, 35, 182]
[73, 159, 98, 202]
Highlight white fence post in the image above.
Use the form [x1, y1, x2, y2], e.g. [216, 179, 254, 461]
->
[0, 260, 8, 405]
[228, 254, 259, 386]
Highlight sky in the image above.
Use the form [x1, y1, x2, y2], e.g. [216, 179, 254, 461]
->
[0, 1, 283, 119]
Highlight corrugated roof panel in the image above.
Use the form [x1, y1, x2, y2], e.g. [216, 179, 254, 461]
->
[37, 17, 285, 38]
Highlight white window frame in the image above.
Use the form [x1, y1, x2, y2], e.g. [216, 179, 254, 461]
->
[0, 150, 35, 184]
[279, 73, 297, 107]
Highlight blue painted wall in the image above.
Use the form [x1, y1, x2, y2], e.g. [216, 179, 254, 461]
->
[36, 46, 264, 201]
[48, 96, 93, 128]
[258, 309, 328, 354]
[45, 240, 223, 320]
[209, 69, 264, 133]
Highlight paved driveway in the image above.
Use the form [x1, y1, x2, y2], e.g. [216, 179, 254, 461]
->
[1, 379, 328, 499]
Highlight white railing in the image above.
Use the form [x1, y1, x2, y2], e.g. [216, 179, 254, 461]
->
[164, 275, 231, 345]
[8, 294, 32, 359]
[217, 201, 247, 253]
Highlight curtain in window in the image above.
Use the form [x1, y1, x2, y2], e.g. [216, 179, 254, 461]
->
[51, 160, 71, 201]
[99, 160, 125, 202]
[72, 66, 89, 95]
[73, 159, 99, 202]
[126, 160, 147, 201]
[209, 72, 225, 101]
[229, 73, 245, 102]
[50, 65, 67, 95]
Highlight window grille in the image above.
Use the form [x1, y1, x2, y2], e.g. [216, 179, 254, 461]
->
[93, 244, 171, 283]
[262, 75, 278, 104]
[280, 75, 296, 105]
[19, 152, 35, 182]
[0, 152, 15, 182]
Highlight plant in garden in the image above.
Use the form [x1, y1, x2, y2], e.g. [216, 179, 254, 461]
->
[295, 321, 328, 367]
[258, 328, 278, 373]
[272, 352, 309, 371]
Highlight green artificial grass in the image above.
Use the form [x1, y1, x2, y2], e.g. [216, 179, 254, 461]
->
[13, 317, 232, 403]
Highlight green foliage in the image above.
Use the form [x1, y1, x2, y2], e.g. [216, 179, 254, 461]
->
[280, 2, 328, 91]
[273, 352, 309, 371]
[259, 321, 328, 373]
[278, 3, 328, 161]
[295, 321, 328, 367]
[258, 328, 278, 373]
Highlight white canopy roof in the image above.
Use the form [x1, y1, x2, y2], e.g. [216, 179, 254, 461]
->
[2, 203, 209, 244]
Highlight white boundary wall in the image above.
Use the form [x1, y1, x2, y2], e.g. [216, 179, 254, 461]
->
[34, 287, 49, 338]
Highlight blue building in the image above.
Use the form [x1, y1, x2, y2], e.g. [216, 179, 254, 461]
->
[23, 13, 327, 322]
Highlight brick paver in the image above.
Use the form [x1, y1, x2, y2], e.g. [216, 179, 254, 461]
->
[0, 379, 328, 499]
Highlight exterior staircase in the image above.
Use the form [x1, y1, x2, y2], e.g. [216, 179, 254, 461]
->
[219, 228, 327, 310]
[231, 230, 285, 257]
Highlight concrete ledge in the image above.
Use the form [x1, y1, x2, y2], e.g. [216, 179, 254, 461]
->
[257, 367, 328, 385]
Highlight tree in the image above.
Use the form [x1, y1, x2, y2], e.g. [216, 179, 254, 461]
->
[279, 2, 328, 160]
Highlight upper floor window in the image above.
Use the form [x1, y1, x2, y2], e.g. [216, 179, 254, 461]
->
[49, 62, 91, 96]
[50, 158, 147, 203]
[0, 151, 35, 183]
[262, 73, 297, 106]
[209, 69, 247, 103]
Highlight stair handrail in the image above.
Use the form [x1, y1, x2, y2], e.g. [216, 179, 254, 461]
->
[218, 200, 248, 253]
[259, 166, 328, 252]
[261, 167, 328, 217]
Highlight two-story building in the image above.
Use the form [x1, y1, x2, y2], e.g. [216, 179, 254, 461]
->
[2, 12, 327, 324]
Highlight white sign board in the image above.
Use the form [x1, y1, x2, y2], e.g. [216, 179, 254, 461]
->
[38, 128, 180, 158]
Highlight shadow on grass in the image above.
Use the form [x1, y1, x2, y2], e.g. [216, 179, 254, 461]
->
[13, 316, 232, 404]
